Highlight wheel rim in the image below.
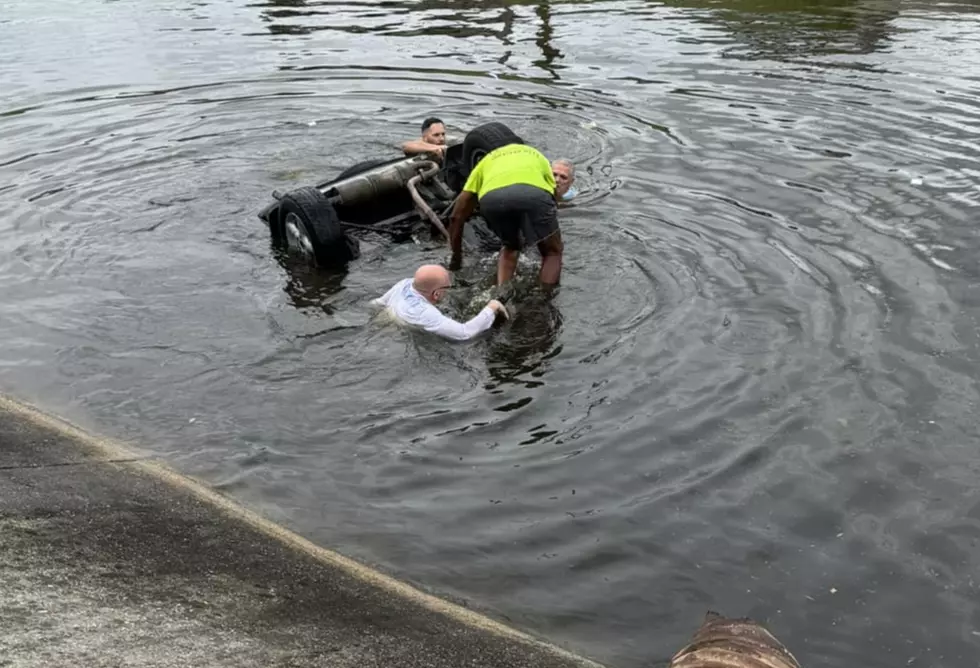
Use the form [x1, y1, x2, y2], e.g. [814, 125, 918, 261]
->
[470, 149, 487, 170]
[283, 213, 315, 260]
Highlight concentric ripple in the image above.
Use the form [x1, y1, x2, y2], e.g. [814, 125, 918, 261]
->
[3, 1, 980, 667]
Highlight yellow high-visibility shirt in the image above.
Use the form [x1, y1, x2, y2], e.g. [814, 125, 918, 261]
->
[462, 144, 556, 200]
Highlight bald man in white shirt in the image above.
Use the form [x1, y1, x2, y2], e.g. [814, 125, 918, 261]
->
[372, 264, 508, 341]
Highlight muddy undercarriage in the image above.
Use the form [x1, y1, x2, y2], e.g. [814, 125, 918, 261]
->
[258, 122, 524, 270]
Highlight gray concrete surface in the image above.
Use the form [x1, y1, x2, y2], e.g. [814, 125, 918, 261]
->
[0, 396, 608, 668]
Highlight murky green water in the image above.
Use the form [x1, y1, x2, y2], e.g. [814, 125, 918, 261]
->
[2, 0, 980, 665]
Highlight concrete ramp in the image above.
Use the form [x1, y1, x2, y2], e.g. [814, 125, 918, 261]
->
[0, 395, 607, 668]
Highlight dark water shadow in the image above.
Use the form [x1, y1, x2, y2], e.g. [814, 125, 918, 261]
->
[659, 0, 901, 60]
[271, 245, 348, 314]
[484, 285, 563, 391]
[254, 0, 566, 79]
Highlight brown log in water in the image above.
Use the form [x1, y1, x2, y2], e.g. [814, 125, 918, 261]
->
[669, 611, 803, 668]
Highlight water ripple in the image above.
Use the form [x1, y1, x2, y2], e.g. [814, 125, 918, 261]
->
[3, 1, 980, 667]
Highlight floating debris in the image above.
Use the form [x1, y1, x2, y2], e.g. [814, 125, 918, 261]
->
[669, 611, 803, 668]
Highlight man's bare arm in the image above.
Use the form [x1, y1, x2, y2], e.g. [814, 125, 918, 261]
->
[448, 190, 477, 270]
[401, 139, 445, 157]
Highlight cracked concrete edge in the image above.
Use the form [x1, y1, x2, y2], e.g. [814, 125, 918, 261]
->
[0, 393, 608, 668]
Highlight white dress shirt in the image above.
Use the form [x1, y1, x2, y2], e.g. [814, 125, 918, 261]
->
[372, 278, 495, 341]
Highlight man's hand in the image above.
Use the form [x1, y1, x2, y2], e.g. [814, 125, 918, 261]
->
[487, 299, 509, 319]
[401, 140, 446, 160]
[424, 143, 445, 160]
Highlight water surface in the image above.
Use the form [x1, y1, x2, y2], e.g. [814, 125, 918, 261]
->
[2, 0, 980, 665]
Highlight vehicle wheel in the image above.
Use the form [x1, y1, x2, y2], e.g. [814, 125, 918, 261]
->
[462, 122, 523, 175]
[442, 143, 467, 193]
[277, 187, 360, 268]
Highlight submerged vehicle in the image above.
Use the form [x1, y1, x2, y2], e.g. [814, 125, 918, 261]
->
[257, 122, 524, 269]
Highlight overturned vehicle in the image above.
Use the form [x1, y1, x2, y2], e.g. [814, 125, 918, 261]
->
[258, 122, 524, 269]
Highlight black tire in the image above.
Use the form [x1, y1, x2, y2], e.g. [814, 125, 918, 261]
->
[461, 122, 523, 176]
[441, 143, 468, 193]
[277, 187, 360, 268]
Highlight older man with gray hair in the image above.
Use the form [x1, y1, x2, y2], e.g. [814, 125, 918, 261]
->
[551, 158, 576, 200]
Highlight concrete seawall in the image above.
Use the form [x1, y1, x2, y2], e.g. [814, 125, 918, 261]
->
[0, 394, 608, 668]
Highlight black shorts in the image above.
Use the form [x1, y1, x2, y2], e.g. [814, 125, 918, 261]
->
[479, 184, 559, 251]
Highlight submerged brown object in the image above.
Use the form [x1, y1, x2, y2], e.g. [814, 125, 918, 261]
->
[669, 611, 803, 668]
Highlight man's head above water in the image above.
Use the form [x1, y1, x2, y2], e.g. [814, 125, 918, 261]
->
[402, 117, 448, 158]
[412, 264, 452, 304]
[421, 117, 447, 146]
[551, 158, 575, 198]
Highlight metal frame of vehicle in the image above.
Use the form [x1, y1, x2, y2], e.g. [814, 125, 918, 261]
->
[257, 122, 524, 271]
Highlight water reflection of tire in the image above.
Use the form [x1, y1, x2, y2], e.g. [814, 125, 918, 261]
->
[276, 187, 360, 269]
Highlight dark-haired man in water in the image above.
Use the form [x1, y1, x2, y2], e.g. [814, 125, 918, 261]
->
[401, 117, 447, 159]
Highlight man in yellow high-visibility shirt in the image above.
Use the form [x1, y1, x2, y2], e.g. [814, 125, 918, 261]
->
[448, 142, 564, 287]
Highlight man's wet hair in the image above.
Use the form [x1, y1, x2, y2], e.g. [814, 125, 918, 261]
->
[422, 117, 444, 132]
[554, 158, 576, 178]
